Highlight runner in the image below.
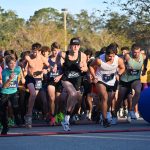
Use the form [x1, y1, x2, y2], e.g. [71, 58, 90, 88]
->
[47, 42, 64, 126]
[115, 44, 144, 123]
[24, 43, 50, 128]
[89, 44, 125, 127]
[61, 37, 88, 131]
[0, 55, 22, 135]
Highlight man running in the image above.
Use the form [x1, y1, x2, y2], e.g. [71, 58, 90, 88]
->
[115, 44, 144, 123]
[60, 37, 88, 131]
[24, 43, 50, 128]
[89, 45, 125, 127]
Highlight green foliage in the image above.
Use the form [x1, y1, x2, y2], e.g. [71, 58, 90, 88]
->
[0, 6, 133, 54]
[103, 0, 150, 41]
[0, 7, 24, 51]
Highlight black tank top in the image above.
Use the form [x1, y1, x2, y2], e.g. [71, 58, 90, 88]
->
[63, 51, 81, 79]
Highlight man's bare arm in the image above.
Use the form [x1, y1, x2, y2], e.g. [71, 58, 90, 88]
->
[118, 57, 125, 75]
[89, 58, 101, 79]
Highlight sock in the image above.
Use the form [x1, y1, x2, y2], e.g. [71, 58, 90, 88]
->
[65, 115, 70, 124]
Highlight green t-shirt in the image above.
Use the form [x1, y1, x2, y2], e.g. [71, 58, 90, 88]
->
[1, 66, 21, 94]
[121, 54, 143, 82]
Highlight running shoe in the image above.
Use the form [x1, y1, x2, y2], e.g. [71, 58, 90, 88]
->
[1, 127, 9, 135]
[130, 111, 137, 119]
[8, 118, 15, 127]
[111, 117, 118, 125]
[24, 115, 32, 128]
[55, 114, 59, 124]
[61, 121, 71, 131]
[58, 112, 65, 122]
[50, 116, 56, 126]
[103, 119, 111, 128]
[107, 112, 112, 123]
[127, 111, 132, 123]
[135, 112, 140, 119]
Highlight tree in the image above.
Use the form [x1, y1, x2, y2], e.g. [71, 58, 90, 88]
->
[75, 10, 102, 33]
[28, 7, 62, 25]
[103, 0, 150, 41]
[105, 12, 130, 35]
[0, 7, 25, 50]
[103, 0, 150, 22]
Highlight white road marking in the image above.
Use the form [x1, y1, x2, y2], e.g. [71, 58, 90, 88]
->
[51, 134, 150, 141]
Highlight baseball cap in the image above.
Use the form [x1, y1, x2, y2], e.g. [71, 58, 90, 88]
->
[70, 38, 80, 45]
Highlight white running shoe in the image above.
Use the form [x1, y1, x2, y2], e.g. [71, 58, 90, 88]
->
[111, 117, 118, 125]
[119, 108, 124, 118]
[64, 115, 70, 124]
[107, 112, 112, 123]
[61, 121, 71, 131]
[135, 112, 140, 119]
[127, 113, 131, 123]
[130, 111, 137, 120]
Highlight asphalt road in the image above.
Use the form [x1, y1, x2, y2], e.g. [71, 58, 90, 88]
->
[0, 132, 150, 150]
[0, 119, 150, 150]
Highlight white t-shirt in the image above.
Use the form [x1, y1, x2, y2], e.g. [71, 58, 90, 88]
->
[95, 54, 118, 86]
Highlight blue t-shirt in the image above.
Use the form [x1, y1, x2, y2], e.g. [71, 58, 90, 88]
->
[1, 66, 21, 94]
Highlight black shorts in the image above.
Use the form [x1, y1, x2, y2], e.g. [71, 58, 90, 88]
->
[119, 80, 140, 95]
[97, 81, 116, 92]
[47, 77, 63, 93]
[82, 79, 92, 94]
[62, 75, 82, 91]
[25, 75, 42, 90]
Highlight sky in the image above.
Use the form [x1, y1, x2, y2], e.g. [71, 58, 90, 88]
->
[0, 0, 120, 20]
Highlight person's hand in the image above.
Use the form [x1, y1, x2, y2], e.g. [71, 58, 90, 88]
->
[9, 72, 15, 80]
[54, 75, 61, 83]
[42, 69, 48, 75]
[52, 64, 57, 73]
[92, 77, 98, 84]
[25, 55, 30, 61]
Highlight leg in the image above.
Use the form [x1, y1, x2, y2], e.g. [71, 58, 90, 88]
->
[0, 101, 9, 135]
[96, 83, 108, 120]
[47, 85, 56, 125]
[26, 83, 37, 116]
[131, 80, 142, 111]
[10, 92, 21, 126]
[39, 89, 49, 118]
[115, 85, 129, 115]
[61, 80, 78, 131]
[86, 94, 93, 120]
[25, 83, 38, 128]
[96, 83, 111, 127]
[62, 81, 78, 113]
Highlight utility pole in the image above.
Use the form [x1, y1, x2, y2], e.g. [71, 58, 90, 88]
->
[61, 8, 68, 51]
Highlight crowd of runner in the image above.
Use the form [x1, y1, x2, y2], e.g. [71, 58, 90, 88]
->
[0, 37, 149, 134]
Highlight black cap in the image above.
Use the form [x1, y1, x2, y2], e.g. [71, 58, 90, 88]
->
[70, 38, 80, 45]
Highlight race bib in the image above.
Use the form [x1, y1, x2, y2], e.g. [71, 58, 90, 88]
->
[35, 79, 42, 90]
[128, 69, 139, 75]
[9, 74, 18, 88]
[9, 81, 18, 88]
[67, 71, 80, 79]
[49, 71, 59, 78]
[102, 73, 114, 82]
